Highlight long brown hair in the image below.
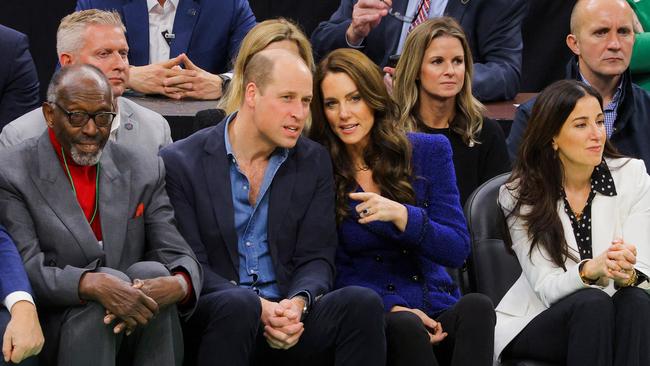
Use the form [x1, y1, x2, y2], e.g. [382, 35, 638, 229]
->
[393, 17, 485, 146]
[309, 48, 415, 223]
[505, 79, 621, 269]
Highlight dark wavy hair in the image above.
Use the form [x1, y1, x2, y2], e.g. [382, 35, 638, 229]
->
[505, 79, 621, 269]
[308, 48, 415, 223]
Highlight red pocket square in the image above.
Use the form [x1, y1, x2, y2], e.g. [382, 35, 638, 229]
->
[134, 202, 145, 218]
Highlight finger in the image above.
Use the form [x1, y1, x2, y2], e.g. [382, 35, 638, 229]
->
[383, 66, 395, 75]
[430, 331, 448, 344]
[178, 53, 200, 71]
[140, 294, 160, 314]
[266, 315, 293, 328]
[160, 54, 185, 69]
[104, 313, 117, 324]
[349, 192, 375, 202]
[2, 331, 11, 362]
[282, 327, 305, 349]
[164, 73, 198, 87]
[264, 334, 284, 349]
[358, 0, 390, 10]
[132, 279, 144, 289]
[162, 89, 186, 99]
[420, 315, 437, 330]
[355, 13, 385, 25]
[264, 325, 290, 342]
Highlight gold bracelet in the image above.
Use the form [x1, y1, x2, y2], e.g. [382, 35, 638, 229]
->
[622, 269, 638, 287]
[579, 261, 599, 285]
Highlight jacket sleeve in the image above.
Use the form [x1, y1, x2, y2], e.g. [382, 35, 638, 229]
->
[0, 225, 33, 305]
[161, 147, 237, 295]
[471, 0, 527, 101]
[362, 135, 470, 268]
[142, 158, 203, 316]
[0, 31, 39, 129]
[499, 186, 588, 308]
[286, 147, 338, 301]
[226, 0, 257, 66]
[311, 0, 357, 61]
[620, 159, 650, 281]
[506, 98, 534, 161]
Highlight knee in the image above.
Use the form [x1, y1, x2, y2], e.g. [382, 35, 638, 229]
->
[95, 267, 130, 282]
[455, 293, 496, 325]
[570, 288, 614, 317]
[201, 288, 261, 323]
[613, 287, 650, 314]
[125, 261, 170, 280]
[385, 311, 427, 340]
[337, 286, 384, 313]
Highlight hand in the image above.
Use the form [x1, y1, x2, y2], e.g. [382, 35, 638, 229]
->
[260, 298, 304, 350]
[346, 0, 391, 45]
[2, 301, 44, 364]
[127, 55, 188, 99]
[79, 272, 158, 334]
[383, 66, 395, 94]
[161, 54, 223, 100]
[349, 192, 408, 231]
[607, 241, 637, 286]
[391, 305, 447, 344]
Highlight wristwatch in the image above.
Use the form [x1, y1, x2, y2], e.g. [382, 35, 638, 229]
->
[292, 295, 309, 320]
[218, 73, 231, 92]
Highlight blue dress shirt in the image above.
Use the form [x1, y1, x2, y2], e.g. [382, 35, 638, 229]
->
[224, 116, 288, 299]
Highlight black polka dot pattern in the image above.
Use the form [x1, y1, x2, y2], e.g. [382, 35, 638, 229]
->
[562, 161, 617, 260]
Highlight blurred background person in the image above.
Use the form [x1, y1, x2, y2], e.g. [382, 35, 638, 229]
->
[393, 17, 510, 206]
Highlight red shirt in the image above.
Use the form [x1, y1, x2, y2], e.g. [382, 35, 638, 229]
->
[48, 129, 102, 241]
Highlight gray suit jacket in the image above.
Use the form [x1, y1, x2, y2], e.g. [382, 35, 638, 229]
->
[0, 97, 172, 154]
[0, 131, 201, 313]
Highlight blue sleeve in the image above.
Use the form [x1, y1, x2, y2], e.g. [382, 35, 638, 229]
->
[362, 134, 470, 268]
[471, 0, 528, 101]
[506, 98, 534, 161]
[311, 0, 356, 61]
[0, 226, 32, 302]
[227, 0, 257, 65]
[0, 31, 39, 129]
[75, 0, 90, 11]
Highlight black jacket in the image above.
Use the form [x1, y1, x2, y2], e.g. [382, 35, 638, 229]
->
[507, 58, 650, 172]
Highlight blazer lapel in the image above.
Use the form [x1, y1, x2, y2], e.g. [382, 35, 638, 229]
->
[97, 144, 130, 268]
[114, 97, 139, 146]
[32, 133, 103, 263]
[122, 1, 150, 65]
[267, 151, 296, 262]
[203, 123, 239, 271]
[171, 0, 201, 57]
[445, 0, 469, 22]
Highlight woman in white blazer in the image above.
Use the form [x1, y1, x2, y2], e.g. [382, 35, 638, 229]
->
[496, 80, 650, 366]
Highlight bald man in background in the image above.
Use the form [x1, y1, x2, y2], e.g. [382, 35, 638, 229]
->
[507, 0, 650, 171]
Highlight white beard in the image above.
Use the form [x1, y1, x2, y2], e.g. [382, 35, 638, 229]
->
[70, 145, 103, 166]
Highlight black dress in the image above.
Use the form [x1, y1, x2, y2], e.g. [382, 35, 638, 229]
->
[417, 117, 511, 206]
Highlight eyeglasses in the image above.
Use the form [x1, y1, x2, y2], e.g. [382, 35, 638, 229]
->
[380, 0, 415, 23]
[52, 102, 116, 128]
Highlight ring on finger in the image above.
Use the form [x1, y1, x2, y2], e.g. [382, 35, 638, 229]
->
[361, 208, 371, 217]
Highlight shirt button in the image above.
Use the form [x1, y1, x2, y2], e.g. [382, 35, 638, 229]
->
[411, 275, 420, 282]
[246, 241, 252, 247]
[401, 249, 409, 255]
[374, 255, 383, 262]
[387, 284, 395, 291]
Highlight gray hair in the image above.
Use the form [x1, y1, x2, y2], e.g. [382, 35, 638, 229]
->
[46, 63, 113, 103]
[57, 9, 125, 56]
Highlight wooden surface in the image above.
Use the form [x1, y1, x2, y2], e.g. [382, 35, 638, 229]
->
[484, 93, 537, 121]
[125, 94, 217, 117]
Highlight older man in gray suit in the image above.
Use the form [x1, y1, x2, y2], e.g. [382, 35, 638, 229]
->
[0, 64, 201, 366]
[0, 9, 171, 153]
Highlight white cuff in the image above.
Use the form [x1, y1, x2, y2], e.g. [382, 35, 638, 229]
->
[3, 291, 34, 312]
[345, 33, 365, 48]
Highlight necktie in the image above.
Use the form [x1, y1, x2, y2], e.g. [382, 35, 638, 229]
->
[409, 0, 431, 33]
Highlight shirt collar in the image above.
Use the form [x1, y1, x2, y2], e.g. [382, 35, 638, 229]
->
[578, 71, 624, 108]
[590, 160, 617, 197]
[147, 0, 178, 12]
[224, 114, 289, 162]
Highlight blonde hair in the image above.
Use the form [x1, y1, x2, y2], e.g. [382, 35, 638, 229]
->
[218, 18, 314, 114]
[57, 9, 125, 56]
[393, 17, 485, 146]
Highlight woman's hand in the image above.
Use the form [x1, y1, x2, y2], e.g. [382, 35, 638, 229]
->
[390, 305, 447, 344]
[582, 241, 637, 285]
[349, 192, 408, 231]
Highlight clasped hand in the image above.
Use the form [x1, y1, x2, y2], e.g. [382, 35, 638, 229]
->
[582, 240, 637, 286]
[128, 53, 222, 100]
[390, 306, 447, 344]
[260, 298, 305, 350]
[346, 0, 392, 45]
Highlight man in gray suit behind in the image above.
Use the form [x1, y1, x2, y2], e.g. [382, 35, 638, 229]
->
[0, 9, 172, 153]
[0, 64, 201, 365]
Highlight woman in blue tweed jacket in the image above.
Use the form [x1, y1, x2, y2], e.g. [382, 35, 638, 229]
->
[309, 48, 495, 366]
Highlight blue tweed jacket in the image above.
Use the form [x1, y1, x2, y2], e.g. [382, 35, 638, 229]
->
[335, 133, 469, 317]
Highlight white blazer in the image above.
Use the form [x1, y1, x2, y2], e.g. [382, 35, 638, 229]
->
[494, 158, 650, 364]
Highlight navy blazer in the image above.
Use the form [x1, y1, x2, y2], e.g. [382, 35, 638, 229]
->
[311, 0, 527, 102]
[160, 117, 338, 301]
[0, 25, 39, 131]
[76, 0, 257, 74]
[0, 225, 32, 304]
